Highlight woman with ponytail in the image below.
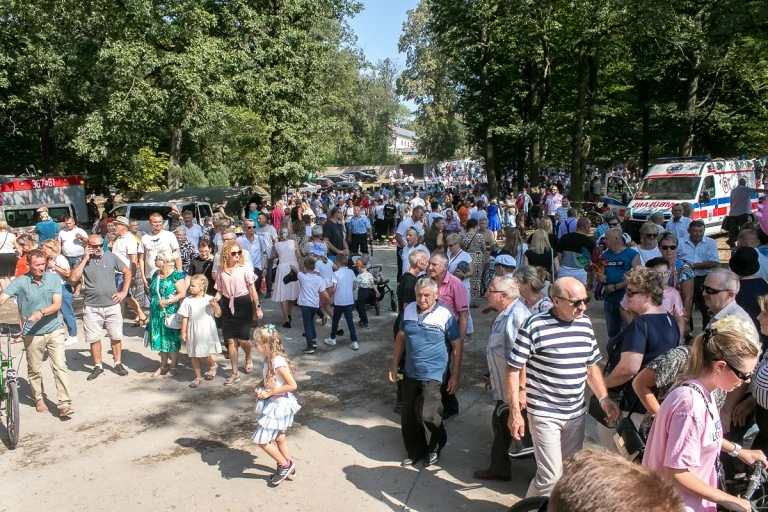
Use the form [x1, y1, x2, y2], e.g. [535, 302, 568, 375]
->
[642, 317, 766, 511]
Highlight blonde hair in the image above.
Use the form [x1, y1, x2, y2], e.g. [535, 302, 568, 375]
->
[155, 250, 177, 266]
[254, 327, 295, 389]
[514, 265, 550, 291]
[678, 317, 759, 385]
[537, 217, 554, 234]
[189, 274, 209, 292]
[220, 240, 242, 269]
[529, 229, 551, 254]
[41, 239, 61, 254]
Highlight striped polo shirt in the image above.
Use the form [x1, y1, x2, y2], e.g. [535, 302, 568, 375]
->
[508, 311, 601, 420]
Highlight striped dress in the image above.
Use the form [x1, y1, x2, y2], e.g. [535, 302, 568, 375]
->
[508, 311, 601, 420]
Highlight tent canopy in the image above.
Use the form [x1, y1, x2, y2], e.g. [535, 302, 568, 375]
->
[141, 186, 270, 214]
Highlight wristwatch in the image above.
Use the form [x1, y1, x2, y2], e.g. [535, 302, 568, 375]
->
[729, 442, 742, 457]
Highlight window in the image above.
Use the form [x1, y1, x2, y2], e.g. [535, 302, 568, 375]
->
[635, 177, 701, 200]
[111, 206, 127, 218]
[198, 204, 212, 220]
[130, 206, 171, 221]
[3, 206, 72, 229]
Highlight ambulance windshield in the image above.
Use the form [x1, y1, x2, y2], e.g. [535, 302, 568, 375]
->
[634, 177, 700, 200]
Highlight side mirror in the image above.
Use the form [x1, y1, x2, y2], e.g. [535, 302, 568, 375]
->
[700, 191, 711, 204]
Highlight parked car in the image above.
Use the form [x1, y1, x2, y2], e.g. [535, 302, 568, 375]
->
[297, 183, 319, 194]
[349, 170, 378, 183]
[312, 177, 334, 188]
[331, 181, 362, 192]
[325, 175, 347, 183]
[110, 201, 212, 233]
[338, 173, 356, 182]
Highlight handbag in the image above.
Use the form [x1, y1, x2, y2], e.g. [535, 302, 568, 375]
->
[283, 269, 298, 284]
[613, 395, 645, 462]
[156, 274, 182, 330]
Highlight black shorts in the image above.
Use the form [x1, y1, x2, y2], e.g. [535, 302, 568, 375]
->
[0, 253, 17, 278]
[220, 294, 253, 341]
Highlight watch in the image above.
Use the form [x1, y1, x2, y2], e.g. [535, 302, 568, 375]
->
[729, 442, 742, 457]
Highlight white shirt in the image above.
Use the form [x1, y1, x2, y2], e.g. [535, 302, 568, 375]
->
[395, 217, 425, 244]
[112, 233, 138, 269]
[237, 234, 267, 270]
[315, 258, 334, 288]
[332, 268, 356, 306]
[297, 272, 325, 308]
[58, 227, 88, 257]
[183, 223, 204, 251]
[139, 230, 180, 278]
[256, 224, 278, 255]
[447, 250, 472, 291]
[47, 254, 70, 285]
[401, 244, 430, 275]
[678, 236, 719, 277]
[665, 217, 692, 242]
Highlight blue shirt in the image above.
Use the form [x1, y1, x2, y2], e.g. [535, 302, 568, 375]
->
[401, 301, 460, 382]
[3, 272, 62, 335]
[349, 215, 371, 235]
[34, 220, 60, 245]
[678, 236, 719, 277]
[602, 247, 638, 303]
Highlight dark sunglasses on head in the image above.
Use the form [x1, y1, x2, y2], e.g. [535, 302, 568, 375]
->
[725, 361, 753, 382]
[702, 285, 730, 295]
[660, 245, 677, 250]
[555, 296, 590, 308]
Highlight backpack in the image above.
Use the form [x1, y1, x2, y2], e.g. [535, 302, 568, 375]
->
[516, 195, 525, 209]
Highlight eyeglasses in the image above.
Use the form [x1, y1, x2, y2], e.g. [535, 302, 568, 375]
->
[660, 245, 677, 250]
[702, 285, 730, 295]
[725, 361, 753, 382]
[246, 226, 255, 230]
[624, 288, 644, 298]
[230, 251, 242, 256]
[89, 244, 102, 249]
[555, 296, 590, 308]
[488, 289, 505, 294]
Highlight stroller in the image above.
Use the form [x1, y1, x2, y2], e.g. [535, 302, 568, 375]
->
[349, 254, 397, 316]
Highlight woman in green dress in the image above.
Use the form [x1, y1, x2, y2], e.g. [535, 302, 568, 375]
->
[148, 250, 188, 377]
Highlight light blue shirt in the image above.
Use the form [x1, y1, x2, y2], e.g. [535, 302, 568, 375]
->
[349, 215, 371, 235]
[678, 236, 719, 277]
[665, 217, 692, 242]
[2, 273, 62, 335]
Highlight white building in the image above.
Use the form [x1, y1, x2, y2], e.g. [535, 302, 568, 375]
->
[389, 125, 418, 156]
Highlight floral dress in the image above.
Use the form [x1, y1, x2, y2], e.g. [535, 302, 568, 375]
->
[148, 270, 185, 353]
[461, 231, 484, 307]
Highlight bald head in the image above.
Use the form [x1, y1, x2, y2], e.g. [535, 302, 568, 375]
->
[550, 277, 589, 321]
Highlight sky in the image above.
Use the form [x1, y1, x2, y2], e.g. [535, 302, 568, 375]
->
[348, 0, 420, 107]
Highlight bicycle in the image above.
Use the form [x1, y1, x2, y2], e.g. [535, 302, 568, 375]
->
[0, 323, 24, 449]
[576, 202, 604, 228]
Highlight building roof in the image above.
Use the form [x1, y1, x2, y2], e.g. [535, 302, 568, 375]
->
[389, 125, 418, 140]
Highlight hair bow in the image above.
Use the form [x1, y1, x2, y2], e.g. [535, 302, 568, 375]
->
[266, 324, 276, 334]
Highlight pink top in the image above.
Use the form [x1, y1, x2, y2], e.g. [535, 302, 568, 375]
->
[437, 272, 469, 318]
[215, 265, 256, 313]
[642, 380, 722, 512]
[271, 208, 285, 228]
[621, 287, 685, 317]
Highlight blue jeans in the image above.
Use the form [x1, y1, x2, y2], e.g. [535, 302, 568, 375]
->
[331, 304, 357, 342]
[61, 284, 77, 336]
[603, 300, 624, 340]
[300, 305, 318, 348]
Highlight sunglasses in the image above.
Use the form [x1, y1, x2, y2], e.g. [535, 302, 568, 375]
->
[230, 251, 242, 256]
[89, 244, 102, 249]
[555, 296, 590, 308]
[246, 226, 255, 230]
[608, 223, 620, 227]
[624, 288, 644, 298]
[702, 285, 730, 295]
[644, 233, 658, 238]
[660, 245, 677, 250]
[725, 361, 753, 382]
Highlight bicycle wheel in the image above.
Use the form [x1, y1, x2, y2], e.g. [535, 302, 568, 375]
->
[587, 212, 603, 228]
[509, 496, 548, 512]
[6, 380, 19, 449]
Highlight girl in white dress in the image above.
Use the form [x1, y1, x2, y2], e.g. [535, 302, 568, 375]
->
[252, 325, 300, 486]
[179, 275, 223, 388]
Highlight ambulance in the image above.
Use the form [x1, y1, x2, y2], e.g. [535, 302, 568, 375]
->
[604, 158, 757, 240]
[0, 175, 88, 232]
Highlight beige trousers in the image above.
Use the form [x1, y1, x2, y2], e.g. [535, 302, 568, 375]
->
[23, 328, 72, 407]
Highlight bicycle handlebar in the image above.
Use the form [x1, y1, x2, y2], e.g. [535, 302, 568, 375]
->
[743, 461, 765, 502]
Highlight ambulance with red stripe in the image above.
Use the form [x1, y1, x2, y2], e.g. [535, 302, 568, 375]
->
[611, 159, 757, 240]
[0, 175, 88, 232]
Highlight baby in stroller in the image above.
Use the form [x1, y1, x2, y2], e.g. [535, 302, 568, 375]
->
[350, 255, 397, 317]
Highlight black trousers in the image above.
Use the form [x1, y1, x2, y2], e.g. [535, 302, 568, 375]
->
[689, 276, 711, 333]
[349, 233, 369, 254]
[489, 401, 514, 477]
[396, 246, 403, 282]
[401, 377, 447, 460]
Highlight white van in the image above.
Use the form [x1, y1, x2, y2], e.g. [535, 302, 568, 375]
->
[110, 202, 212, 233]
[605, 158, 757, 240]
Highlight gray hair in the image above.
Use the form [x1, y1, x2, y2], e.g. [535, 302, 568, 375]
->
[650, 212, 665, 224]
[406, 227, 419, 237]
[493, 276, 520, 299]
[155, 250, 178, 265]
[408, 249, 428, 267]
[429, 251, 448, 266]
[445, 233, 462, 246]
[415, 277, 438, 294]
[311, 225, 323, 237]
[709, 268, 741, 294]
[605, 227, 623, 240]
[514, 265, 549, 292]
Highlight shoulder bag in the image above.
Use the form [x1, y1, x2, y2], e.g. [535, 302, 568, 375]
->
[157, 275, 182, 330]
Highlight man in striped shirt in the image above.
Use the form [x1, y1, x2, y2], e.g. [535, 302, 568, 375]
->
[506, 276, 619, 497]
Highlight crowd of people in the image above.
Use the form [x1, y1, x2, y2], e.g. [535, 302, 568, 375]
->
[5, 164, 768, 506]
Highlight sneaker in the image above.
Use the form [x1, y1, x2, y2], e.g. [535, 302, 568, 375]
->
[361, 324, 371, 330]
[59, 406, 74, 418]
[303, 347, 315, 354]
[114, 363, 129, 376]
[87, 366, 104, 381]
[350, 341, 359, 351]
[270, 460, 295, 485]
[64, 336, 78, 346]
[324, 338, 337, 346]
[508, 446, 535, 458]
[425, 452, 439, 467]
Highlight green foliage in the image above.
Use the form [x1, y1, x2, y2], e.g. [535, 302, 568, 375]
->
[113, 145, 169, 200]
[180, 160, 207, 188]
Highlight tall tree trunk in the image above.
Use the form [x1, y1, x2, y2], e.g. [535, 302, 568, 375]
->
[168, 127, 182, 188]
[479, 23, 497, 199]
[40, 106, 56, 173]
[680, 54, 701, 156]
[570, 45, 590, 202]
[638, 79, 650, 177]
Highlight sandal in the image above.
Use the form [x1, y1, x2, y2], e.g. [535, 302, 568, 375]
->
[133, 316, 148, 327]
[188, 378, 202, 388]
[224, 373, 241, 386]
[152, 365, 169, 378]
[204, 365, 217, 380]
[245, 361, 254, 374]
[165, 367, 178, 378]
